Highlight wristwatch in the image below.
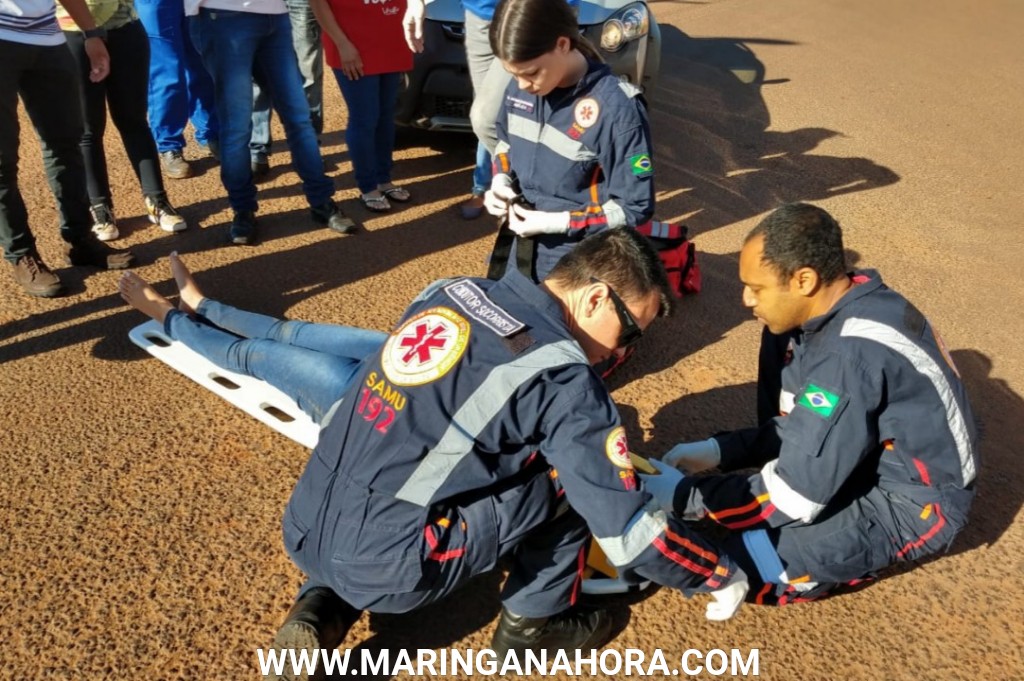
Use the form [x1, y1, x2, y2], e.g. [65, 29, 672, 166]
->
[83, 26, 107, 41]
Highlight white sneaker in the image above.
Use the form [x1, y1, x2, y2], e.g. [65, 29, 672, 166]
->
[89, 203, 119, 242]
[145, 196, 187, 232]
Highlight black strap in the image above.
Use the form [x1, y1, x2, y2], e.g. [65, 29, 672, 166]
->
[487, 217, 536, 281]
[679, 241, 696, 280]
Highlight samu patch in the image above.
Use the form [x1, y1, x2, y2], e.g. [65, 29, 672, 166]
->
[574, 97, 600, 128]
[797, 384, 841, 419]
[382, 307, 470, 386]
[605, 426, 633, 469]
[629, 153, 653, 177]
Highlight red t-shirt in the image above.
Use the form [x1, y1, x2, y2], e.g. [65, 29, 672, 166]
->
[322, 0, 413, 76]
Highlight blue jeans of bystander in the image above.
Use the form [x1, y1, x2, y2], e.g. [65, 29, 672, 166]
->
[189, 9, 333, 213]
[332, 71, 400, 195]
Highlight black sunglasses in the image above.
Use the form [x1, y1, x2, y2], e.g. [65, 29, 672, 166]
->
[591, 278, 643, 349]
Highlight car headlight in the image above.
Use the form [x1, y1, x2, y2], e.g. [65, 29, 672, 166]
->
[599, 4, 649, 53]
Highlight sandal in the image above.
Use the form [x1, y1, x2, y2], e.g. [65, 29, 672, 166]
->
[360, 193, 391, 212]
[380, 185, 411, 203]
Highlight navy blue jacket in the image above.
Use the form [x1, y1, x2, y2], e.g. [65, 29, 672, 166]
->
[494, 61, 655, 280]
[675, 271, 978, 544]
[284, 272, 737, 598]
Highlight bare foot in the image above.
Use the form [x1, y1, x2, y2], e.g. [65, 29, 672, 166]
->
[168, 251, 205, 314]
[118, 271, 175, 324]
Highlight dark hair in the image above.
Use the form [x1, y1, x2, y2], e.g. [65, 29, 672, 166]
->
[547, 229, 673, 317]
[490, 0, 602, 63]
[746, 203, 847, 284]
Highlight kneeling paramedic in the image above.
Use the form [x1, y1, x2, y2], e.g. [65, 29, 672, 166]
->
[268, 229, 746, 676]
[642, 203, 978, 605]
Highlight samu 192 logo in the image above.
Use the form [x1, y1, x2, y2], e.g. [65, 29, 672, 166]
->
[381, 307, 470, 386]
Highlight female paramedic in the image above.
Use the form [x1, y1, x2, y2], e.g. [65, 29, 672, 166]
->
[483, 0, 655, 282]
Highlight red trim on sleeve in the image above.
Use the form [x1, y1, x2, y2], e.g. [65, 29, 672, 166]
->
[652, 537, 714, 578]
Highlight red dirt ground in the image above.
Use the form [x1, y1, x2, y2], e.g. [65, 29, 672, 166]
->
[1, 1, 1021, 679]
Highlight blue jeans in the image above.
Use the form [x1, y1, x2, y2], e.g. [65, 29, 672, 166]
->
[136, 0, 218, 152]
[332, 70, 400, 194]
[472, 141, 492, 195]
[250, 0, 323, 159]
[189, 9, 333, 213]
[164, 299, 386, 424]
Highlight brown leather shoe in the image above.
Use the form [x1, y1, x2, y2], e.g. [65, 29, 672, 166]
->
[268, 588, 362, 681]
[11, 253, 63, 297]
[63, 236, 136, 270]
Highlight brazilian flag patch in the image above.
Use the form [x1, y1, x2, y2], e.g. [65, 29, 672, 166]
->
[630, 153, 653, 177]
[797, 384, 840, 419]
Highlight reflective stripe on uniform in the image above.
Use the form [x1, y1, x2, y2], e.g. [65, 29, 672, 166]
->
[594, 499, 667, 566]
[507, 114, 598, 163]
[395, 340, 588, 506]
[410, 278, 459, 306]
[761, 459, 825, 523]
[840, 317, 977, 484]
[618, 80, 642, 98]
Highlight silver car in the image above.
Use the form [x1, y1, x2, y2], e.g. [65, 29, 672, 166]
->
[395, 0, 662, 131]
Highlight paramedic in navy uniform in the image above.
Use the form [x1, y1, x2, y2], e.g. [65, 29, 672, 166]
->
[482, 0, 654, 282]
[642, 203, 978, 606]
[258, 229, 747, 676]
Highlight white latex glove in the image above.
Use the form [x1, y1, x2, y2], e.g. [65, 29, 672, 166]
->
[402, 0, 426, 53]
[706, 572, 749, 621]
[484, 173, 519, 217]
[663, 438, 721, 474]
[508, 203, 570, 237]
[637, 458, 685, 513]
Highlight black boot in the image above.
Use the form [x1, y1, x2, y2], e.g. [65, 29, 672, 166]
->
[269, 587, 362, 681]
[490, 606, 613, 659]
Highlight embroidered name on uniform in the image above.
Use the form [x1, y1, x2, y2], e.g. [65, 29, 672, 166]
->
[629, 153, 653, 177]
[507, 96, 535, 113]
[444, 279, 525, 337]
[797, 384, 840, 418]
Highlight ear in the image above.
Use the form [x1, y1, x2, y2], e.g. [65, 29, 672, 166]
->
[556, 35, 572, 54]
[791, 267, 821, 296]
[584, 281, 607, 317]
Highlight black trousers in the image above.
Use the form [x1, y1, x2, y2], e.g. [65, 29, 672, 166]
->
[65, 21, 166, 208]
[0, 38, 91, 263]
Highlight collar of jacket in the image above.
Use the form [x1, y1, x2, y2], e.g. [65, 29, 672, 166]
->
[801, 268, 885, 334]
[500, 268, 565, 324]
[542, 60, 612, 107]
